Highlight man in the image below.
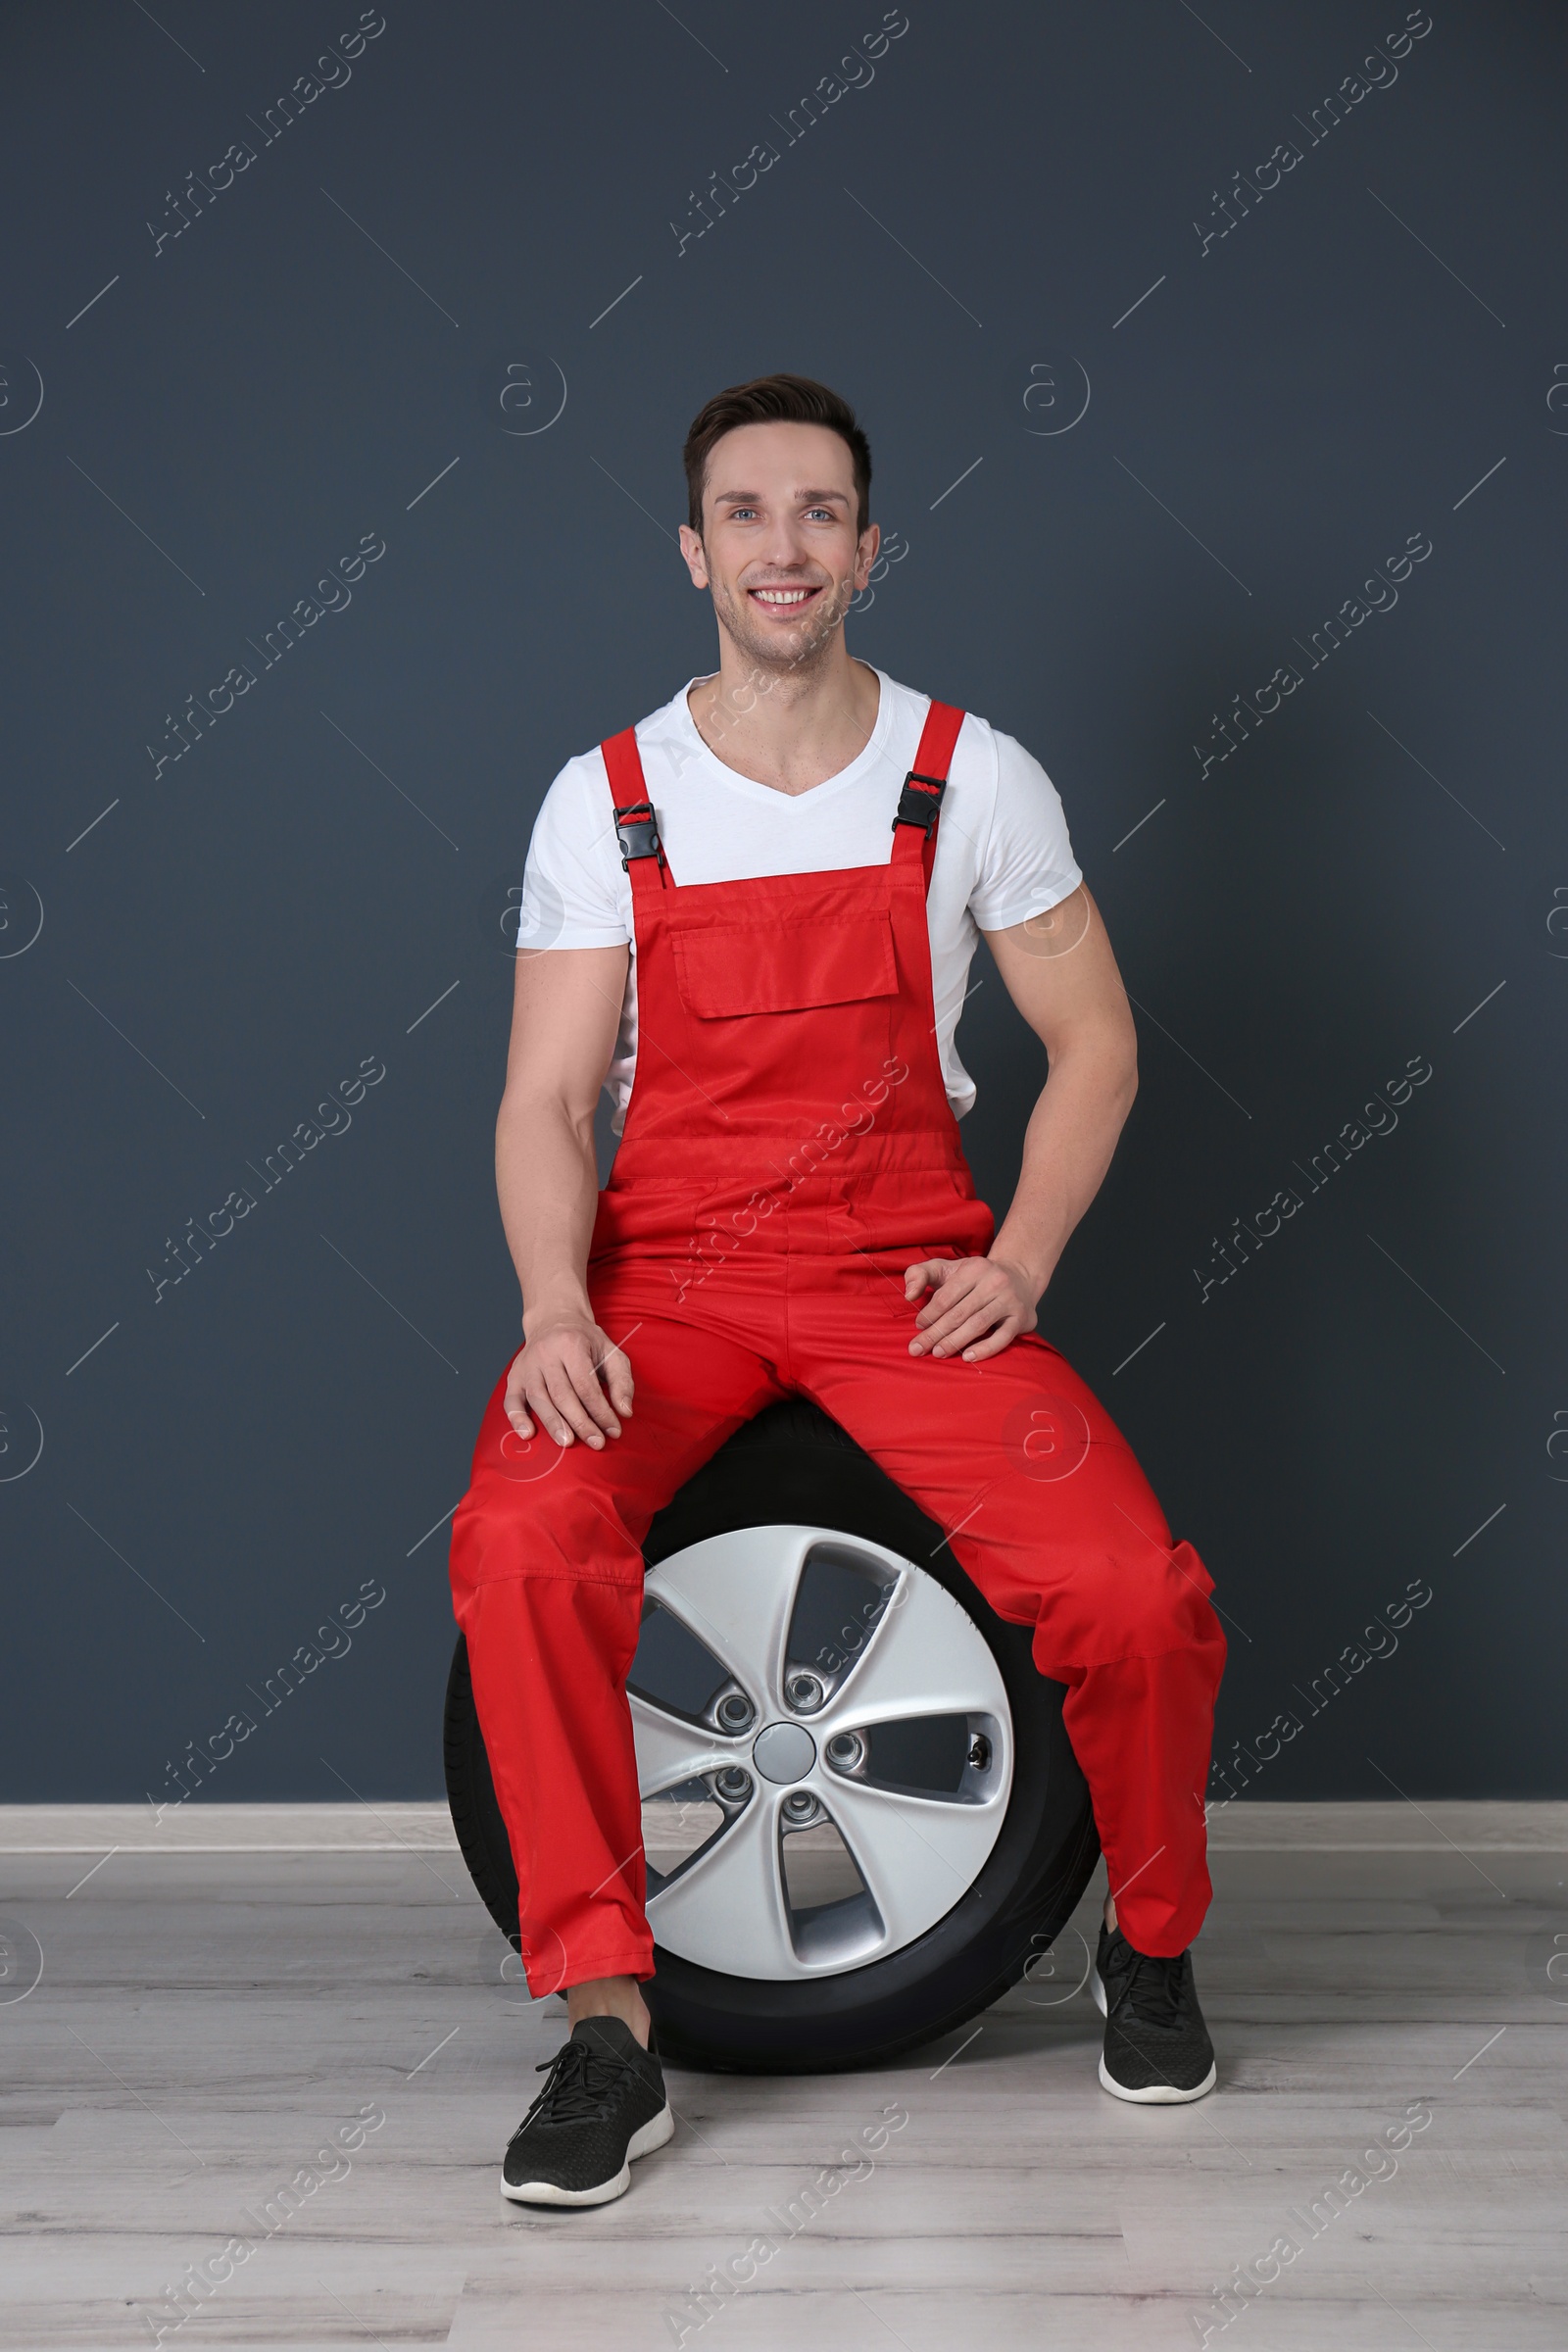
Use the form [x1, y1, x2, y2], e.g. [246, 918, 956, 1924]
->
[449, 373, 1226, 2207]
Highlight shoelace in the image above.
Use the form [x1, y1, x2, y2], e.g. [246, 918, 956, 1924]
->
[520, 2036, 633, 2128]
[1110, 1942, 1185, 2031]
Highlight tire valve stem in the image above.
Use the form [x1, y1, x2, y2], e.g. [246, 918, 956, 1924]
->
[968, 1733, 992, 1771]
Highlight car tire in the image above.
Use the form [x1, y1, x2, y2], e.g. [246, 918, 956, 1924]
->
[444, 1396, 1100, 2074]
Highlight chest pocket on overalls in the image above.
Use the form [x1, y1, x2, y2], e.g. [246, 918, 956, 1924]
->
[671, 914, 898, 1018]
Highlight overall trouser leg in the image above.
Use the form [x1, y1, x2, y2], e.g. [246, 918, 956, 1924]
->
[787, 1252, 1226, 1957]
[448, 1291, 785, 1993]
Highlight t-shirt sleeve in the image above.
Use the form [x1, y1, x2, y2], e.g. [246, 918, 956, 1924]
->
[518, 751, 632, 951]
[965, 725, 1083, 932]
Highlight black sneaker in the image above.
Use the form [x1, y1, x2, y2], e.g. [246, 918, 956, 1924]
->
[1092, 1923, 1216, 2103]
[501, 2015, 673, 2206]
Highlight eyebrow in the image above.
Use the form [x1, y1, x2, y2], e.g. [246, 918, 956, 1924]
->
[711, 486, 851, 507]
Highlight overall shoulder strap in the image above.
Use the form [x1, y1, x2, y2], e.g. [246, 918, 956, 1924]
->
[892, 699, 966, 892]
[600, 727, 671, 887]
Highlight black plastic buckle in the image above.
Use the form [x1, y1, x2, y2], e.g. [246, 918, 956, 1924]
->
[614, 802, 662, 868]
[893, 770, 947, 833]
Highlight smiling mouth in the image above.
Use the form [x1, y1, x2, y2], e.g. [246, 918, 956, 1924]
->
[747, 583, 823, 613]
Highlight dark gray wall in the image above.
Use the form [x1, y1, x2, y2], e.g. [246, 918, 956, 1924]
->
[2, 1, 1561, 1806]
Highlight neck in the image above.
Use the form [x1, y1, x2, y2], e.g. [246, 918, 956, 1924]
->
[688, 630, 880, 795]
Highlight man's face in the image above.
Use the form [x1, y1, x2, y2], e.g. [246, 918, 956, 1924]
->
[679, 421, 879, 675]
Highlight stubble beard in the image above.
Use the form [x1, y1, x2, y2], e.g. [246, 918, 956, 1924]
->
[710, 566, 859, 690]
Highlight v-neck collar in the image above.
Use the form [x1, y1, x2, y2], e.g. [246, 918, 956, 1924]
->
[669, 667, 895, 814]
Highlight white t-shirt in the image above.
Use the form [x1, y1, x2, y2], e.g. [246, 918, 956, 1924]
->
[519, 668, 1082, 1130]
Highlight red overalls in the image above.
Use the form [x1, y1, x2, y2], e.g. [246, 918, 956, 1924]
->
[449, 700, 1225, 1989]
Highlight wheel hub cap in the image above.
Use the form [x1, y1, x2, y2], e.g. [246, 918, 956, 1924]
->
[751, 1722, 816, 1784]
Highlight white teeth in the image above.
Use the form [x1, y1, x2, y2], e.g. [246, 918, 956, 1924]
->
[754, 589, 810, 604]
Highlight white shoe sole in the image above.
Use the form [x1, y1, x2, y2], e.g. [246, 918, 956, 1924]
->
[501, 2102, 673, 2207]
[1099, 2055, 1217, 2103]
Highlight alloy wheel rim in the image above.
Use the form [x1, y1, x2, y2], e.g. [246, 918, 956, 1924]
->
[630, 1524, 1013, 1980]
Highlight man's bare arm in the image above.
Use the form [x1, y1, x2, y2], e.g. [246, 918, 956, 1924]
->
[905, 884, 1139, 1361]
[495, 942, 633, 1446]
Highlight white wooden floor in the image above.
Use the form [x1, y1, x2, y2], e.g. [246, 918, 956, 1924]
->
[2, 1802, 1565, 2349]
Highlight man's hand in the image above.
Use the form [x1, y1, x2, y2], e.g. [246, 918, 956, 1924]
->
[505, 1311, 635, 1449]
[905, 1255, 1039, 1363]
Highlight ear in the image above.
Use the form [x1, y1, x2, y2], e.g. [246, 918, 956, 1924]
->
[854, 520, 881, 590]
[678, 523, 710, 590]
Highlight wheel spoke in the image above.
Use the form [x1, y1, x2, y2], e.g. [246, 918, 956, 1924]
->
[645, 1789, 799, 1978]
[645, 1527, 813, 1715]
[824, 1777, 1005, 1950]
[629, 1691, 737, 1798]
[816, 1566, 1006, 1733]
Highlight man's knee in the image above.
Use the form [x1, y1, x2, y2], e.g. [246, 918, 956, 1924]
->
[451, 1466, 641, 1596]
[1062, 1535, 1220, 1663]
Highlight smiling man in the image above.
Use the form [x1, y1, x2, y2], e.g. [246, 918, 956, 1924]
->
[448, 373, 1227, 2206]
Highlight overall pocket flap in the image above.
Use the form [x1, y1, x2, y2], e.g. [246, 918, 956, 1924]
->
[672, 914, 898, 1018]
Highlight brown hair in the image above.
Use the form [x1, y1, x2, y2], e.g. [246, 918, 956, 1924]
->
[682, 373, 872, 537]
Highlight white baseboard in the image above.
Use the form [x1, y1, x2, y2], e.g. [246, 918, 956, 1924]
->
[0, 1802, 460, 1852]
[0, 1799, 1563, 1852]
[1203, 1798, 1568, 1850]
